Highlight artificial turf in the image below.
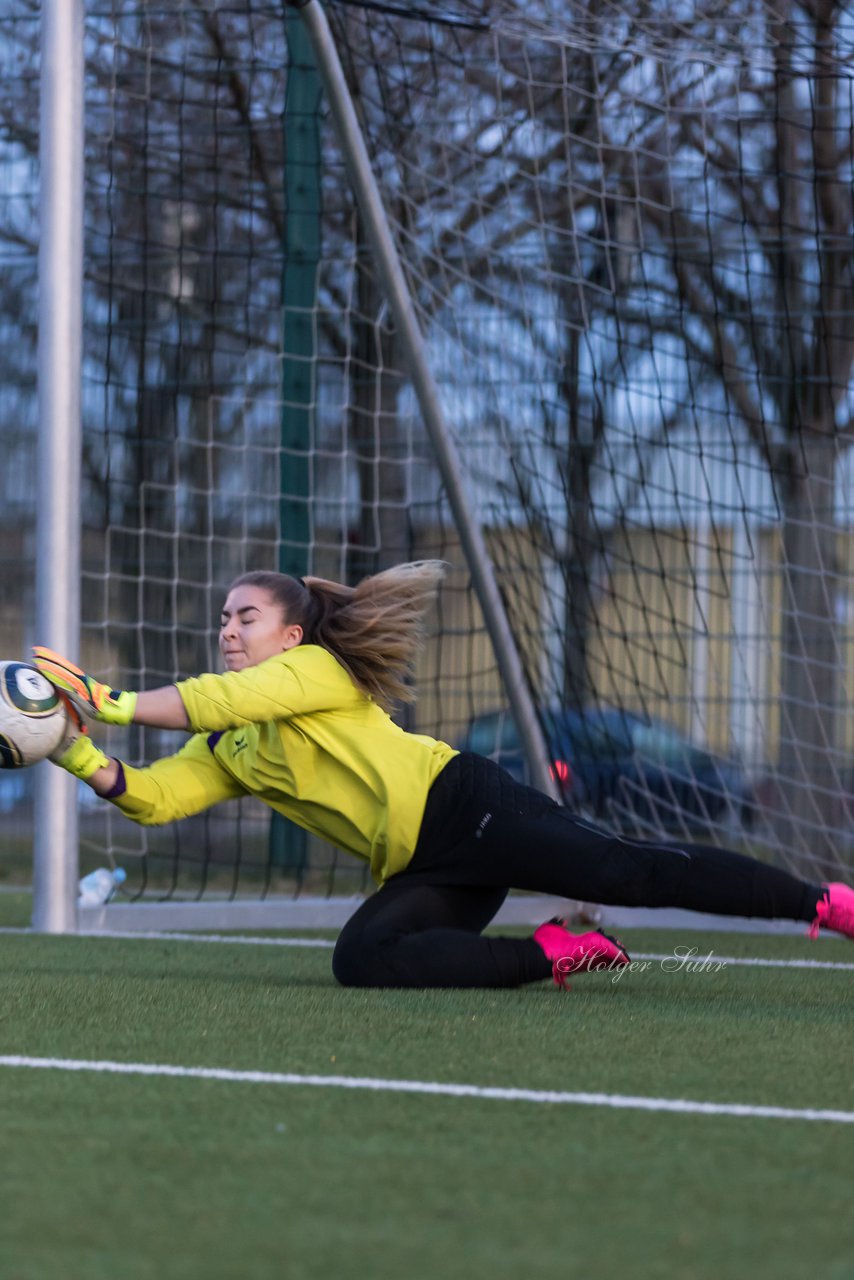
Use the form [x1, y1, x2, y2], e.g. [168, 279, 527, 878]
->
[0, 921, 851, 1279]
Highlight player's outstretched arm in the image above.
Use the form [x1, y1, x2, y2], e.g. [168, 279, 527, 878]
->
[32, 647, 189, 730]
[48, 696, 239, 819]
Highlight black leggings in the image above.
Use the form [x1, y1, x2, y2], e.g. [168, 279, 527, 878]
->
[332, 753, 822, 989]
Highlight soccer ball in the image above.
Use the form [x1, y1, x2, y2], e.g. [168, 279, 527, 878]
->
[0, 661, 67, 768]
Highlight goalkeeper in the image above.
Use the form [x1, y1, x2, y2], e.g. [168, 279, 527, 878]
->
[34, 562, 854, 989]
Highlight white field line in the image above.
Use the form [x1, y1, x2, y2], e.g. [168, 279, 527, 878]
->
[0, 1054, 851, 1125]
[1, 926, 853, 969]
[0, 926, 335, 949]
[633, 950, 854, 972]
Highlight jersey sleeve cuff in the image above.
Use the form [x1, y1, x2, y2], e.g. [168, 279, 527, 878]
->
[103, 762, 127, 799]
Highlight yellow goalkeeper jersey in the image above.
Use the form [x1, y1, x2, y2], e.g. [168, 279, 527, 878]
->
[109, 644, 457, 885]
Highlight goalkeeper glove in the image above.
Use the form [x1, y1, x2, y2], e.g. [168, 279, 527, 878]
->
[32, 647, 138, 726]
[50, 695, 111, 781]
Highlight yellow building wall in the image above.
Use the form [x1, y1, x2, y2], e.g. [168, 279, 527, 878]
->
[400, 520, 854, 771]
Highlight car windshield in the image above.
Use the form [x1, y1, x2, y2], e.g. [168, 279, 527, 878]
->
[466, 707, 706, 768]
[627, 720, 695, 763]
[465, 712, 522, 757]
[562, 711, 632, 758]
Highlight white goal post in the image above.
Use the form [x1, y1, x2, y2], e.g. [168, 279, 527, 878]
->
[17, 0, 854, 933]
[33, 0, 85, 934]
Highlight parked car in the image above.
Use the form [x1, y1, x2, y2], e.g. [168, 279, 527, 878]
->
[459, 705, 755, 833]
[459, 707, 576, 801]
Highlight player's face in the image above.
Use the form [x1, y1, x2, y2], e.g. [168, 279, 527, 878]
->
[219, 585, 303, 672]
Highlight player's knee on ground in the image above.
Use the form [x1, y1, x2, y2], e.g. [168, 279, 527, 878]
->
[332, 927, 390, 987]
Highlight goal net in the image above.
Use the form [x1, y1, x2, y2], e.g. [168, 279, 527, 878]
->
[3, 0, 854, 904]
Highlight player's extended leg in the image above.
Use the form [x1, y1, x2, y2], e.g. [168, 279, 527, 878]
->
[332, 880, 552, 987]
[332, 878, 629, 989]
[331, 880, 546, 987]
[408, 754, 839, 932]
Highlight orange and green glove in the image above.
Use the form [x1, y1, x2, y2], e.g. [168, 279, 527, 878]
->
[32, 647, 138, 726]
[49, 695, 111, 781]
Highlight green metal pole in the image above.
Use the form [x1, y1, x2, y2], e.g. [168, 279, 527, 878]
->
[270, 10, 323, 874]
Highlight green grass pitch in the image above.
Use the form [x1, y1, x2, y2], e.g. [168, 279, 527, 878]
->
[0, 895, 851, 1279]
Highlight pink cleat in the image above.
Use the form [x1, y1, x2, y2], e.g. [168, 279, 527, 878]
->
[807, 883, 854, 941]
[533, 917, 630, 989]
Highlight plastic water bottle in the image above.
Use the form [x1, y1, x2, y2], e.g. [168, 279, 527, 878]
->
[78, 866, 127, 908]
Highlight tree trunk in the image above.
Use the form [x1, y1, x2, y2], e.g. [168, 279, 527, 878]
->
[349, 229, 410, 581]
[776, 432, 845, 873]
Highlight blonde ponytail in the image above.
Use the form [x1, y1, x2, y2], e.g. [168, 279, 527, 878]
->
[302, 561, 446, 711]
